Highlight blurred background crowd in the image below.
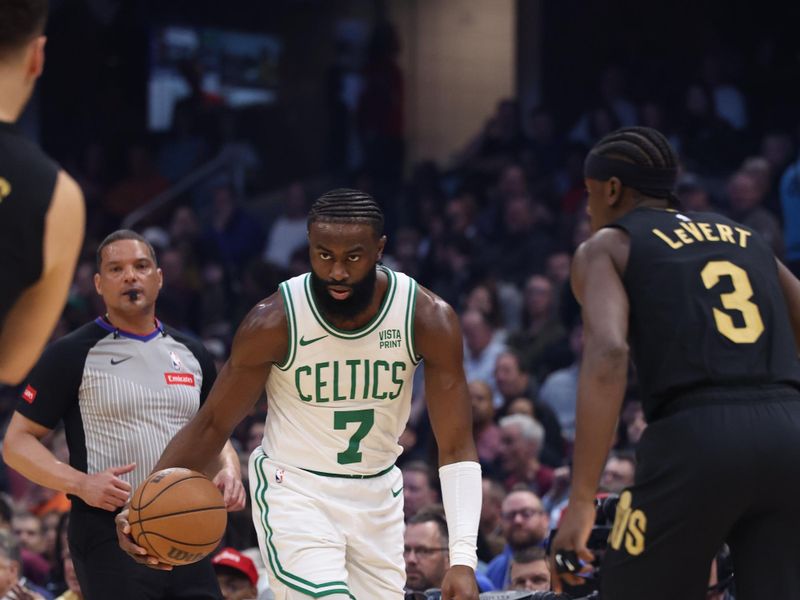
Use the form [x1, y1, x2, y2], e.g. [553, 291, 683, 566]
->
[0, 0, 798, 597]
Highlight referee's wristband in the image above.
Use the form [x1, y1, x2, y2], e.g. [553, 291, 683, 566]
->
[439, 460, 481, 569]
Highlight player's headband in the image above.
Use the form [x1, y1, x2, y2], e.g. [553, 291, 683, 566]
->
[584, 153, 678, 193]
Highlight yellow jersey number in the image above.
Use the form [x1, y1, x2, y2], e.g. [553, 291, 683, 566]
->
[701, 260, 764, 344]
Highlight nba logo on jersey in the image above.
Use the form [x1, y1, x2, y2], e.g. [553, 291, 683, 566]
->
[169, 351, 183, 371]
[275, 468, 285, 483]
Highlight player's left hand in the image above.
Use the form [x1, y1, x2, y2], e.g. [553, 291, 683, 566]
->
[549, 498, 596, 591]
[440, 564, 479, 600]
[114, 506, 174, 571]
[213, 467, 246, 511]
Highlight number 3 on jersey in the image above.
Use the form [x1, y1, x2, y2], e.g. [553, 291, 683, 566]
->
[701, 260, 764, 343]
[334, 409, 374, 464]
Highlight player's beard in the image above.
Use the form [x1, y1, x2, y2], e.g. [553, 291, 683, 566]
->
[310, 266, 378, 321]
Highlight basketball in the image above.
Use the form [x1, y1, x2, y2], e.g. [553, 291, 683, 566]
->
[128, 468, 227, 566]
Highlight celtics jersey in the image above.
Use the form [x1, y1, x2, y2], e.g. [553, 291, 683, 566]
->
[263, 266, 421, 477]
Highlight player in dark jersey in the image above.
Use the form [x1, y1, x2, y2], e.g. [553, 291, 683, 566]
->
[551, 127, 800, 600]
[0, 0, 85, 384]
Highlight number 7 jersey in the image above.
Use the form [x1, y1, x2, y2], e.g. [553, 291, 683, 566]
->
[608, 207, 800, 421]
[262, 266, 421, 477]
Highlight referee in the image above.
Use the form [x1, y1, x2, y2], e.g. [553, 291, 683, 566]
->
[3, 230, 246, 600]
[0, 0, 85, 384]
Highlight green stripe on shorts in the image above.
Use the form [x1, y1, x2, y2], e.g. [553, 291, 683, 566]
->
[253, 452, 357, 599]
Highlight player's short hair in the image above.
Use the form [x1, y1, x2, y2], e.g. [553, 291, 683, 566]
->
[587, 126, 679, 201]
[512, 546, 547, 565]
[408, 504, 448, 545]
[96, 229, 158, 271]
[0, 0, 48, 57]
[307, 188, 384, 237]
[0, 530, 21, 563]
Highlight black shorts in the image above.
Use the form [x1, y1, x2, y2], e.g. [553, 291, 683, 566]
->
[68, 507, 222, 600]
[602, 385, 800, 600]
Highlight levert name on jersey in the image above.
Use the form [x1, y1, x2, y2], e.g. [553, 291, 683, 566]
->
[652, 217, 752, 250]
[610, 206, 800, 420]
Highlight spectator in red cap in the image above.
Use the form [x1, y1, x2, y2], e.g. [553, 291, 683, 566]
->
[211, 548, 259, 600]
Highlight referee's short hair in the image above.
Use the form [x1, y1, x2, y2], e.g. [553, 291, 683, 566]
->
[96, 229, 158, 271]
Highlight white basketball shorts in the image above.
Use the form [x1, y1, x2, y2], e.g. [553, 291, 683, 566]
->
[249, 448, 406, 599]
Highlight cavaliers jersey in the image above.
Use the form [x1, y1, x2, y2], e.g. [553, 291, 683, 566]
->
[0, 120, 58, 327]
[263, 266, 421, 477]
[609, 207, 800, 420]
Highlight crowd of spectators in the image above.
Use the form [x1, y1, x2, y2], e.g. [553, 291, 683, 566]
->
[0, 29, 796, 597]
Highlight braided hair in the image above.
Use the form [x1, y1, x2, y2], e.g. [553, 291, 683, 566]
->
[307, 188, 384, 236]
[588, 126, 679, 200]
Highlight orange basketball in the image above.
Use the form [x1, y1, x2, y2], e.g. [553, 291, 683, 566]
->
[128, 468, 227, 566]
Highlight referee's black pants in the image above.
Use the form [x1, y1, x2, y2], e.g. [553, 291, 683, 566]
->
[602, 385, 800, 600]
[69, 506, 222, 600]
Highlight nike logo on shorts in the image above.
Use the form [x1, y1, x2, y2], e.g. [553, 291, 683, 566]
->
[299, 335, 328, 346]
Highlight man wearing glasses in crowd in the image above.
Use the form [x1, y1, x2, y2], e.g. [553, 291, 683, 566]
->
[404, 508, 495, 595]
[485, 489, 550, 590]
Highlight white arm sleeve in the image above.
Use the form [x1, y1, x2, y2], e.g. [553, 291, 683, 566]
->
[439, 460, 482, 569]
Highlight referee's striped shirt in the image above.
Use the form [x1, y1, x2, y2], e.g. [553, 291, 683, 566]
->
[15, 317, 216, 510]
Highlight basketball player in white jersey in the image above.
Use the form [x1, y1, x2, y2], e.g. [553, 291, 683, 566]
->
[117, 189, 482, 600]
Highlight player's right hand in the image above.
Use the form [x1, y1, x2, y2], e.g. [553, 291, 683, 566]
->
[115, 506, 174, 571]
[77, 462, 136, 510]
[549, 498, 596, 592]
[440, 565, 479, 599]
